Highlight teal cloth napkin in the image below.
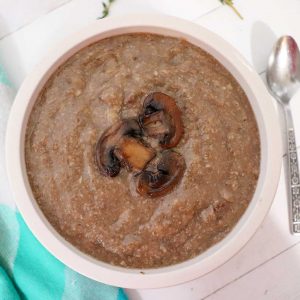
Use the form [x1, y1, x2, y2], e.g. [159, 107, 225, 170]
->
[0, 67, 128, 300]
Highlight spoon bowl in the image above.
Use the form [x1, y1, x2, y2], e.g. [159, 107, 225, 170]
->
[266, 36, 300, 103]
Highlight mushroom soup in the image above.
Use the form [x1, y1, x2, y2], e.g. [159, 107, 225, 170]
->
[25, 33, 260, 268]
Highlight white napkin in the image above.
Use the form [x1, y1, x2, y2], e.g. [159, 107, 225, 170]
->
[0, 66, 15, 206]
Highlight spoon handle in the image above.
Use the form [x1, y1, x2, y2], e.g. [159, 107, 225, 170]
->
[284, 105, 300, 235]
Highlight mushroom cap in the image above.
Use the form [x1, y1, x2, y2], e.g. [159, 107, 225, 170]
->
[95, 118, 143, 177]
[140, 92, 184, 149]
[136, 150, 186, 198]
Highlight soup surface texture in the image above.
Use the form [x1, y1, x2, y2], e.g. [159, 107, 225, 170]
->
[25, 33, 260, 268]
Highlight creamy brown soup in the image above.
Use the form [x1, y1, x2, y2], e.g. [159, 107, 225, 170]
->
[25, 33, 260, 268]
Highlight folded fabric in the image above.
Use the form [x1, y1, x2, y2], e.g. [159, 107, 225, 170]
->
[0, 66, 128, 300]
[0, 205, 128, 300]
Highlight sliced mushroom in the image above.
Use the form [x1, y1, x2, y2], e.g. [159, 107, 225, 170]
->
[95, 118, 143, 177]
[140, 92, 184, 149]
[115, 137, 156, 172]
[136, 150, 186, 198]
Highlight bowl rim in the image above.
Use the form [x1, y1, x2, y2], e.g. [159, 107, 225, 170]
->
[6, 14, 282, 289]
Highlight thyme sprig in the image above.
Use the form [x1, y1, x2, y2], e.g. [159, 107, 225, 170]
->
[98, 0, 115, 19]
[220, 0, 243, 20]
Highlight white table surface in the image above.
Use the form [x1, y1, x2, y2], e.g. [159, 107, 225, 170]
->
[1, 1, 300, 299]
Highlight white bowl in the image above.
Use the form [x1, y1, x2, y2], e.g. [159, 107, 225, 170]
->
[6, 14, 282, 289]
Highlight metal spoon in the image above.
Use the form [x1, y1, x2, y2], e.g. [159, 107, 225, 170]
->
[266, 36, 300, 235]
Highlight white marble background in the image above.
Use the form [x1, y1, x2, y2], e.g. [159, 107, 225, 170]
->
[1, 1, 300, 299]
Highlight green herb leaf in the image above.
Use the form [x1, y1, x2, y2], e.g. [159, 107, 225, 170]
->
[220, 0, 243, 20]
[98, 0, 116, 19]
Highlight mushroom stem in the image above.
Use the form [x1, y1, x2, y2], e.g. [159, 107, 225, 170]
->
[115, 137, 156, 172]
